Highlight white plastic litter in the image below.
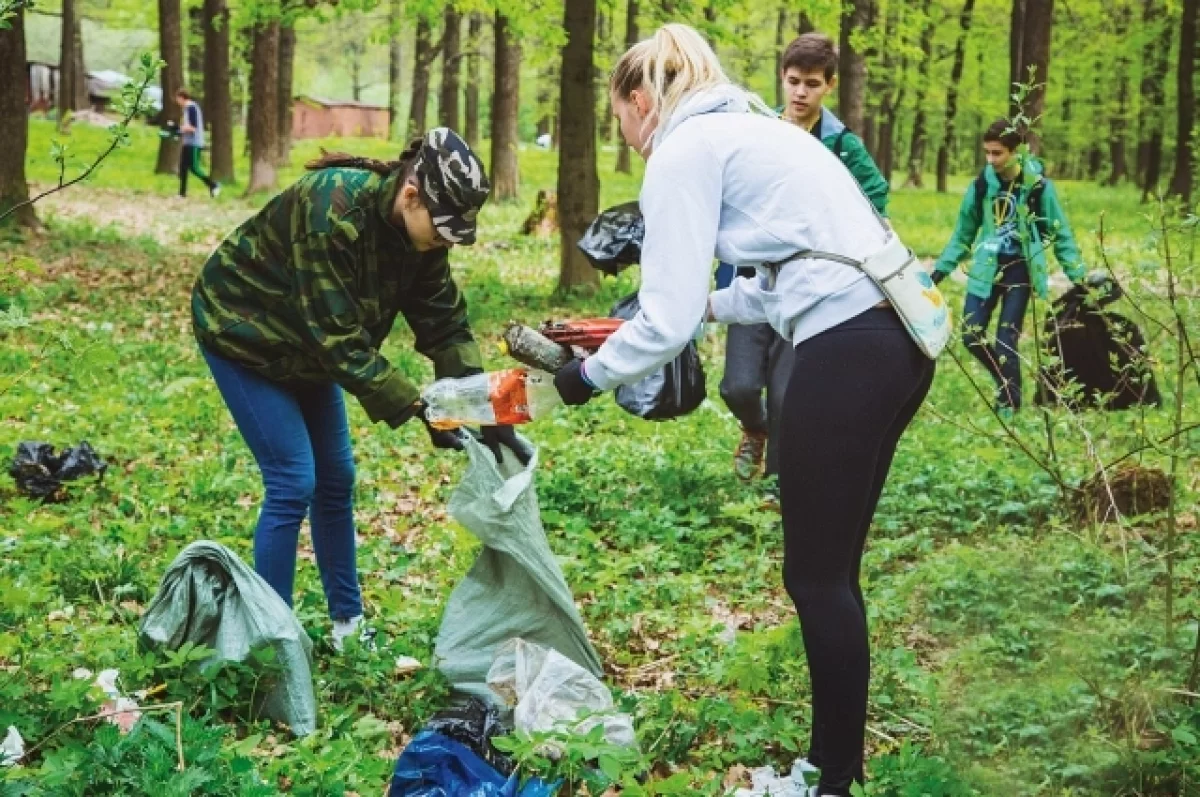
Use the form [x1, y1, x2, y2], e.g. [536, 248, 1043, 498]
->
[733, 759, 820, 797]
[486, 639, 636, 753]
[1, 726, 24, 767]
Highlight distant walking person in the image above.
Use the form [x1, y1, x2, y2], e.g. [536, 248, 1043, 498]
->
[176, 89, 220, 198]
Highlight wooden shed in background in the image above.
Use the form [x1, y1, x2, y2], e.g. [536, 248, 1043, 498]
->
[292, 96, 389, 139]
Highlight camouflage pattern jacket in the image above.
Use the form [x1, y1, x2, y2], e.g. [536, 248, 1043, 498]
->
[192, 168, 483, 427]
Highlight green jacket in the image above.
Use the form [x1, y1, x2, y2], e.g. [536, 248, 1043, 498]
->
[933, 160, 1085, 300]
[813, 108, 890, 218]
[192, 168, 483, 427]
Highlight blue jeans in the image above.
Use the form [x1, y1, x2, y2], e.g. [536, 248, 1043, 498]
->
[202, 347, 363, 620]
[961, 259, 1031, 409]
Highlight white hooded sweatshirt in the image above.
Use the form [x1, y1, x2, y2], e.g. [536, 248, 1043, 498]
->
[583, 85, 890, 392]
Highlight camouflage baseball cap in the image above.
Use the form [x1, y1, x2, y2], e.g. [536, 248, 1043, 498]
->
[415, 127, 490, 245]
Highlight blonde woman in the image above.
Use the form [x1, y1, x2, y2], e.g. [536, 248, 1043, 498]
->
[552, 25, 935, 796]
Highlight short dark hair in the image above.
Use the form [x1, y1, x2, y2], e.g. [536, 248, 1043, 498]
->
[983, 118, 1025, 151]
[175, 88, 191, 100]
[781, 33, 838, 82]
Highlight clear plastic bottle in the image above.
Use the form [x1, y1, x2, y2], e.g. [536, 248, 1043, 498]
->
[422, 368, 562, 429]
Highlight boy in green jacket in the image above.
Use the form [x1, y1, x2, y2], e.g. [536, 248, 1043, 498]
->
[932, 119, 1086, 413]
[721, 32, 890, 484]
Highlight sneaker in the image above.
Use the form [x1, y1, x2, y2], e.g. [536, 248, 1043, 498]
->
[734, 429, 768, 481]
[331, 615, 377, 652]
[210, 184, 221, 198]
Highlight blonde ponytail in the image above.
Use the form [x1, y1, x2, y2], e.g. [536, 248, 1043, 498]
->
[611, 24, 770, 148]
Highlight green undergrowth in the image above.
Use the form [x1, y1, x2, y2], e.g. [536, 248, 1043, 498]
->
[2, 134, 1198, 795]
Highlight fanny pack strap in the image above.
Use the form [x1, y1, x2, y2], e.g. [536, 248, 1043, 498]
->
[765, 238, 912, 287]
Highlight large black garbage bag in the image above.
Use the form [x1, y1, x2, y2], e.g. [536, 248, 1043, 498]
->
[576, 201, 644, 275]
[1036, 277, 1161, 410]
[8, 441, 107, 499]
[425, 697, 516, 776]
[608, 293, 707, 421]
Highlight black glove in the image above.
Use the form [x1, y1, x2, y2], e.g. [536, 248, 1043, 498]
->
[419, 406, 467, 452]
[554, 358, 597, 406]
[931, 270, 947, 286]
[481, 425, 533, 466]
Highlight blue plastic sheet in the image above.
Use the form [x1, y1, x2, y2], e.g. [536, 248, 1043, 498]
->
[390, 731, 555, 797]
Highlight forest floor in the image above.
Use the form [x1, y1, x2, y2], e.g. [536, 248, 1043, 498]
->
[2, 119, 1198, 796]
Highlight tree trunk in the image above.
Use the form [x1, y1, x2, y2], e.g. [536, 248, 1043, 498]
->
[1106, 3, 1131, 185]
[1170, 0, 1198, 201]
[937, 0, 976, 192]
[388, 0, 403, 140]
[838, 0, 871, 133]
[246, 20, 280, 194]
[557, 0, 600, 293]
[439, 6, 462, 131]
[1009, 0, 1024, 105]
[491, 12, 521, 201]
[58, 0, 88, 129]
[276, 23, 295, 167]
[798, 11, 814, 34]
[465, 12, 483, 147]
[410, 16, 434, 137]
[876, 5, 906, 183]
[203, 0, 234, 184]
[1137, 0, 1172, 197]
[774, 6, 787, 109]
[1012, 0, 1054, 151]
[615, 0, 639, 174]
[904, 0, 935, 188]
[155, 0, 185, 174]
[187, 5, 204, 100]
[0, 4, 37, 228]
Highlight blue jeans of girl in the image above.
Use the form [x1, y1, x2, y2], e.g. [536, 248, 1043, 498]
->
[202, 346, 363, 620]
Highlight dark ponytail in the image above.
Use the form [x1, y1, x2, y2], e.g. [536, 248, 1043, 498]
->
[305, 136, 423, 179]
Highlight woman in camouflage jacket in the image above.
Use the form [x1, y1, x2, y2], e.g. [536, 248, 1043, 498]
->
[192, 128, 521, 649]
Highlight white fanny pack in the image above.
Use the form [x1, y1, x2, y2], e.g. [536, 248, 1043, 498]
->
[768, 234, 951, 359]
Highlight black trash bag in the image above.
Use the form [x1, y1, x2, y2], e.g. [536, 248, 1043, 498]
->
[576, 201, 644, 276]
[1035, 276, 1161, 410]
[8, 441, 107, 499]
[425, 698, 515, 776]
[608, 293, 707, 421]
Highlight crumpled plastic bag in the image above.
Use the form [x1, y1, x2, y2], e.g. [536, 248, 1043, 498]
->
[487, 639, 636, 752]
[733, 760, 819, 797]
[138, 541, 317, 736]
[389, 730, 555, 797]
[8, 441, 107, 499]
[426, 698, 515, 776]
[1, 726, 24, 767]
[576, 200, 643, 276]
[434, 434, 604, 701]
[609, 293, 707, 421]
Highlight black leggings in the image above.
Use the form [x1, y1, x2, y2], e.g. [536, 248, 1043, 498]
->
[778, 308, 934, 795]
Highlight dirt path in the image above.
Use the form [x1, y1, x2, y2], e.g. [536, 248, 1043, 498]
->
[30, 183, 256, 253]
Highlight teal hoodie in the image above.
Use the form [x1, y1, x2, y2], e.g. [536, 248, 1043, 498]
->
[813, 108, 890, 218]
[933, 159, 1085, 299]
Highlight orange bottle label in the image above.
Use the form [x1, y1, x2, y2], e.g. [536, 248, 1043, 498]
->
[489, 370, 533, 425]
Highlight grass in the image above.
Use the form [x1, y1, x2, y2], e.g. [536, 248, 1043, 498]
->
[2, 124, 1198, 795]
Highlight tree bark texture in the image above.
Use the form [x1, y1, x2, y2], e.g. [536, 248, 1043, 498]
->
[838, 0, 871, 134]
[1170, 0, 1198, 201]
[1106, 3, 1131, 185]
[439, 6, 462, 131]
[246, 20, 280, 194]
[155, 0, 185, 174]
[798, 11, 814, 34]
[203, 0, 234, 184]
[1012, 0, 1053, 151]
[937, 0, 976, 192]
[490, 12, 521, 201]
[58, 0, 88, 128]
[187, 5, 204, 100]
[904, 0, 935, 187]
[388, 0, 403, 140]
[557, 0, 601, 293]
[774, 6, 787, 109]
[276, 23, 296, 166]
[616, 0, 639, 174]
[465, 12, 483, 147]
[409, 16, 435, 137]
[1137, 0, 1172, 197]
[0, 5, 37, 227]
